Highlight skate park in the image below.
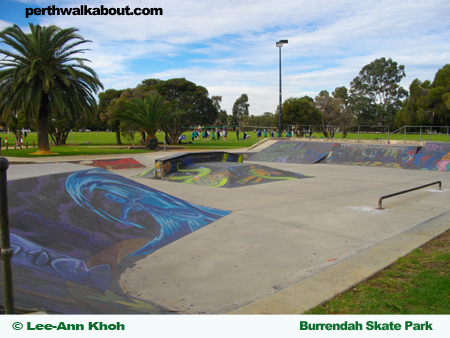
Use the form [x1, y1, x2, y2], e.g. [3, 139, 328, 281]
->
[2, 139, 450, 314]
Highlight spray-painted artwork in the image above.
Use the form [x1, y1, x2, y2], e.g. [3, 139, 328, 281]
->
[136, 163, 310, 188]
[248, 141, 450, 172]
[70, 158, 145, 170]
[153, 151, 243, 178]
[1, 169, 230, 313]
[409, 143, 450, 171]
[323, 144, 420, 168]
[248, 141, 339, 164]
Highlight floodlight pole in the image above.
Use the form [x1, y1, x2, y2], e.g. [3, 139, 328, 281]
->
[276, 40, 288, 138]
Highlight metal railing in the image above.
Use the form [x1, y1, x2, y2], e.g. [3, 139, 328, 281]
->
[376, 181, 442, 210]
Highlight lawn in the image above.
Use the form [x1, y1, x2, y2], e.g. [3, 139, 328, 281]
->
[1, 130, 259, 157]
[305, 229, 450, 314]
[3, 129, 450, 158]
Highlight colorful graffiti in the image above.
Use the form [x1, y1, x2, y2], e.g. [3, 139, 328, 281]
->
[248, 141, 450, 172]
[142, 162, 310, 188]
[70, 158, 145, 170]
[324, 144, 420, 168]
[248, 141, 339, 164]
[2, 169, 230, 313]
[154, 151, 243, 179]
[409, 143, 450, 171]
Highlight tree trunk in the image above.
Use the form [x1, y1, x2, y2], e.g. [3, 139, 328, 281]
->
[36, 99, 51, 154]
[115, 120, 122, 145]
[139, 131, 146, 146]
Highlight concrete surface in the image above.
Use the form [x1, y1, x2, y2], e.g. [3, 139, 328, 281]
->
[120, 160, 450, 314]
[5, 150, 450, 314]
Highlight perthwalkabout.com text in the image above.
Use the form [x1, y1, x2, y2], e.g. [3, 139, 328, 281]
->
[25, 5, 163, 18]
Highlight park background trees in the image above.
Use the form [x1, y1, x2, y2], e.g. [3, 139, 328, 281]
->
[395, 64, 450, 129]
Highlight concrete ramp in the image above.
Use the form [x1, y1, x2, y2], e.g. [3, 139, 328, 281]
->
[323, 143, 420, 168]
[246, 140, 450, 171]
[1, 168, 230, 313]
[247, 141, 339, 164]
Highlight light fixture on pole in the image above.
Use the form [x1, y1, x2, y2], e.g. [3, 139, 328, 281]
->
[276, 39, 288, 138]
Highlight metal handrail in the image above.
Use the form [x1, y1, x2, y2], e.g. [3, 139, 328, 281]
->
[377, 181, 442, 210]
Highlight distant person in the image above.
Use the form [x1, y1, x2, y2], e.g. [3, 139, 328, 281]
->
[223, 130, 227, 141]
[271, 130, 274, 138]
[236, 129, 239, 141]
[212, 131, 216, 141]
[24, 131, 27, 139]
[257, 129, 261, 141]
[264, 129, 267, 138]
[243, 130, 247, 140]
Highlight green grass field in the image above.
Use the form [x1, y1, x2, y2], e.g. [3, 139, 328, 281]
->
[1, 130, 258, 157]
[2, 129, 450, 157]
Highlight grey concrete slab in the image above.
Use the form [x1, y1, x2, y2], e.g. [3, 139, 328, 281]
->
[120, 162, 450, 314]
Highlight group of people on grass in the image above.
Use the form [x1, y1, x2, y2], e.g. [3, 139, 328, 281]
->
[187, 128, 295, 143]
[191, 128, 228, 142]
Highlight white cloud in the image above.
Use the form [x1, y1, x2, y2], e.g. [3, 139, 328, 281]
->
[2, 0, 450, 115]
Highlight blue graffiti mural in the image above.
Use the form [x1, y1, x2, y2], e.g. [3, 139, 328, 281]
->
[2, 168, 231, 313]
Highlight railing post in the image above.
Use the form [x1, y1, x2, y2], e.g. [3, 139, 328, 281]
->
[0, 157, 15, 314]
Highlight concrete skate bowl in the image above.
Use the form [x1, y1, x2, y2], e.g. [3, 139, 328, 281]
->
[137, 162, 310, 188]
[149, 151, 244, 179]
[135, 150, 310, 188]
[1, 168, 230, 314]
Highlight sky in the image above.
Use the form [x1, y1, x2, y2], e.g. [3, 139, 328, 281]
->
[1, 0, 449, 116]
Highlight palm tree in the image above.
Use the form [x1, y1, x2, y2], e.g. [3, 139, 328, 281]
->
[116, 93, 185, 146]
[0, 23, 103, 154]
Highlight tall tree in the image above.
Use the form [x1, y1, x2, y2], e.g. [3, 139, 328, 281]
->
[0, 24, 103, 154]
[140, 78, 218, 144]
[232, 94, 249, 126]
[277, 96, 321, 130]
[315, 90, 353, 138]
[211, 95, 228, 125]
[349, 57, 408, 131]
